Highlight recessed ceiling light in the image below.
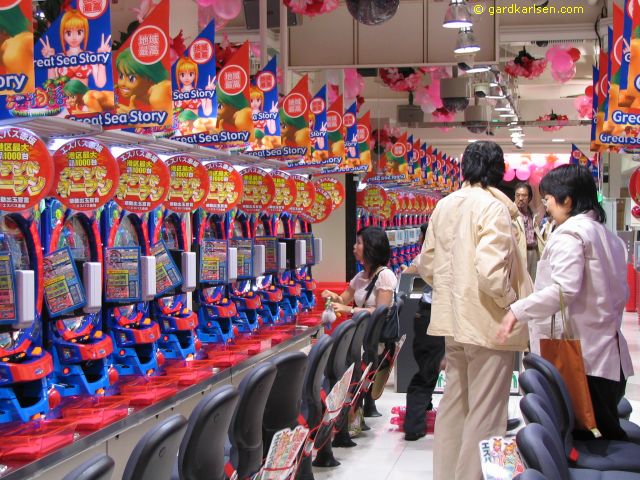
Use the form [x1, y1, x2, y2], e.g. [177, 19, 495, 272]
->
[468, 139, 477, 142]
[552, 139, 565, 142]
[500, 112, 517, 118]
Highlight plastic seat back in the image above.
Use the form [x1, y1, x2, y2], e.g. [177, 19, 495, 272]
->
[520, 393, 563, 439]
[363, 305, 389, 366]
[229, 362, 277, 479]
[123, 414, 188, 480]
[63, 454, 115, 480]
[326, 320, 357, 386]
[177, 385, 239, 480]
[516, 423, 570, 480]
[300, 335, 333, 429]
[263, 351, 308, 455]
[347, 311, 371, 381]
[518, 370, 567, 436]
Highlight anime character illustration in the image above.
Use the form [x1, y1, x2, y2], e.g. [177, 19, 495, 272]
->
[216, 90, 253, 133]
[174, 57, 215, 116]
[281, 111, 310, 148]
[0, 4, 35, 92]
[39, 9, 110, 87]
[64, 79, 114, 114]
[115, 48, 171, 115]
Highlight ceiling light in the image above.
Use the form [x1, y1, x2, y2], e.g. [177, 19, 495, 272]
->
[454, 27, 481, 54]
[509, 126, 522, 131]
[494, 99, 511, 111]
[462, 64, 491, 74]
[467, 139, 477, 142]
[552, 139, 565, 143]
[443, 0, 472, 29]
[500, 112, 517, 118]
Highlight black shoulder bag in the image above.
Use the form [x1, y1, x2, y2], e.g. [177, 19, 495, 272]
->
[363, 268, 400, 343]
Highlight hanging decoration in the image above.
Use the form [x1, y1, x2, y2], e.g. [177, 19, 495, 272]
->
[432, 107, 456, 132]
[379, 68, 423, 92]
[344, 68, 365, 100]
[504, 48, 547, 80]
[196, 0, 242, 30]
[546, 45, 579, 84]
[536, 111, 569, 132]
[283, 0, 339, 17]
[574, 94, 593, 120]
[346, 0, 399, 26]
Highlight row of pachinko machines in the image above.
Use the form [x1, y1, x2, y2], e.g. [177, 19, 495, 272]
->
[0, 124, 331, 463]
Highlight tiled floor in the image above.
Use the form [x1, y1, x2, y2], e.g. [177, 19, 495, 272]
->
[312, 312, 640, 480]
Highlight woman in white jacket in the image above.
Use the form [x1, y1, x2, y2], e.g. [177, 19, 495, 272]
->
[498, 164, 633, 440]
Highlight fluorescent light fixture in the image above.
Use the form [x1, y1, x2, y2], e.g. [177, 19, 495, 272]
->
[467, 139, 477, 142]
[454, 27, 481, 54]
[500, 112, 517, 118]
[486, 86, 506, 99]
[552, 139, 566, 143]
[464, 65, 491, 74]
[509, 126, 522, 131]
[443, 0, 472, 29]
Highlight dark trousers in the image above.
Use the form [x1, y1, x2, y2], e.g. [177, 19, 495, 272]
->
[578, 373, 628, 440]
[403, 301, 445, 435]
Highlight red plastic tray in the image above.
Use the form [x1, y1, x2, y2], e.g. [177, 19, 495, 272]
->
[118, 377, 179, 407]
[0, 421, 77, 461]
[204, 353, 249, 368]
[61, 398, 130, 431]
[162, 367, 213, 386]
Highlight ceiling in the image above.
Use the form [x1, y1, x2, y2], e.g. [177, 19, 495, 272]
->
[108, 0, 614, 157]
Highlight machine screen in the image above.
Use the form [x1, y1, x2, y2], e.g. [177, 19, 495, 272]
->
[0, 330, 20, 350]
[0, 216, 30, 271]
[254, 236, 278, 274]
[62, 316, 84, 331]
[294, 233, 315, 265]
[58, 217, 90, 261]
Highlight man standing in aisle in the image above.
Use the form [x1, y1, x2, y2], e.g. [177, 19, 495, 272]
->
[514, 182, 541, 281]
[416, 141, 531, 480]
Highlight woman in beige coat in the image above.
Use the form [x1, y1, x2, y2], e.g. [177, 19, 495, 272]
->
[416, 141, 531, 480]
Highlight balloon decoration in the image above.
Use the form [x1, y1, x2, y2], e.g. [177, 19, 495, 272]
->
[197, 0, 242, 30]
[574, 85, 594, 119]
[546, 45, 580, 84]
[379, 68, 424, 92]
[346, 0, 400, 25]
[344, 68, 365, 100]
[629, 166, 640, 207]
[536, 111, 569, 132]
[415, 80, 444, 115]
[284, 0, 339, 17]
[502, 154, 570, 186]
[504, 48, 547, 80]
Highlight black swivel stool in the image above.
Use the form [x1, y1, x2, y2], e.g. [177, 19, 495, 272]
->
[312, 319, 356, 468]
[173, 385, 239, 480]
[122, 414, 188, 480]
[262, 351, 309, 456]
[229, 362, 277, 479]
[63, 454, 115, 480]
[296, 334, 334, 480]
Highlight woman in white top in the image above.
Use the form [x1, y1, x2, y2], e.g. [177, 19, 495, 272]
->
[498, 164, 633, 440]
[321, 226, 397, 314]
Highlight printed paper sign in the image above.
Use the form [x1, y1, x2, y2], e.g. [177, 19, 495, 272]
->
[0, 127, 54, 212]
[152, 239, 182, 295]
[27, 0, 113, 124]
[313, 176, 344, 209]
[107, 0, 172, 130]
[250, 56, 281, 152]
[43, 246, 86, 317]
[325, 95, 344, 168]
[104, 246, 141, 302]
[343, 101, 359, 168]
[324, 363, 354, 420]
[0, 0, 34, 97]
[0, 251, 17, 323]
[479, 437, 525, 480]
[238, 166, 275, 214]
[288, 174, 316, 216]
[164, 155, 209, 213]
[360, 185, 387, 216]
[200, 239, 228, 284]
[299, 187, 332, 224]
[280, 74, 311, 162]
[266, 170, 296, 215]
[357, 110, 372, 172]
[260, 425, 309, 480]
[53, 138, 119, 211]
[171, 20, 217, 140]
[114, 148, 170, 214]
[203, 161, 243, 214]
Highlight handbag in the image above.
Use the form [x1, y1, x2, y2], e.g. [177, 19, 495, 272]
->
[538, 286, 600, 437]
[363, 268, 400, 343]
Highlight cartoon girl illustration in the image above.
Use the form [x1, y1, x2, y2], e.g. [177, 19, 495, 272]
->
[39, 9, 111, 88]
[115, 48, 171, 115]
[216, 90, 252, 133]
[0, 5, 35, 92]
[175, 57, 215, 116]
[250, 85, 278, 136]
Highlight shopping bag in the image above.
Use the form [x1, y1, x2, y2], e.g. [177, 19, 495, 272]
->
[539, 286, 600, 436]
